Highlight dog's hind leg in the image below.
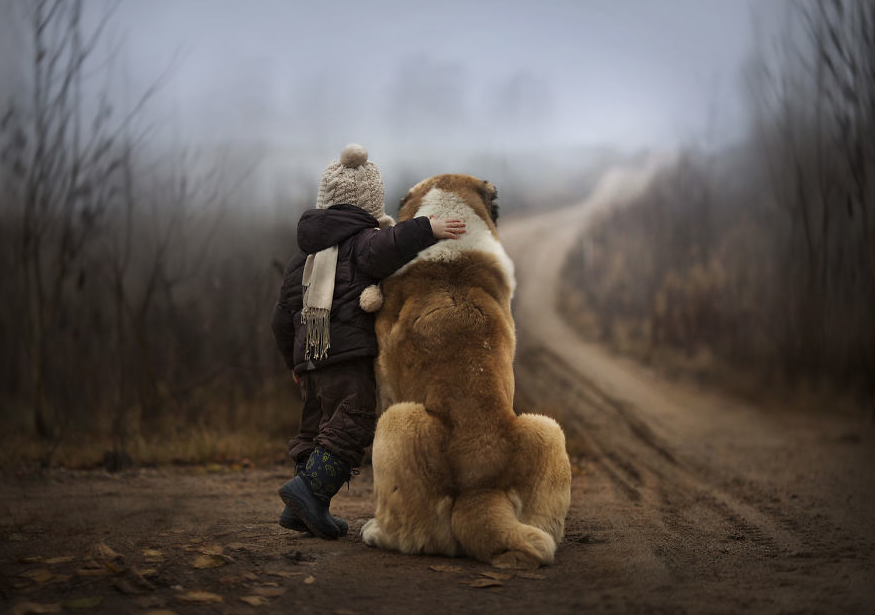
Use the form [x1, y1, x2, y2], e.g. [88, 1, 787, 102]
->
[450, 489, 556, 569]
[513, 413, 572, 544]
[364, 402, 459, 557]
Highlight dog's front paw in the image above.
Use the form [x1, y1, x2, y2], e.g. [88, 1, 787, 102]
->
[360, 517, 382, 547]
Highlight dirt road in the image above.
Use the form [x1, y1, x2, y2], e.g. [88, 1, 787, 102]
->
[504, 161, 875, 613]
[3, 163, 875, 614]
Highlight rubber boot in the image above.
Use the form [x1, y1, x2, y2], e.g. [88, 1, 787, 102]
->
[279, 461, 349, 536]
[278, 446, 351, 540]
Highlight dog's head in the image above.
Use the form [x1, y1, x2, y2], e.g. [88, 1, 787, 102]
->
[398, 174, 499, 233]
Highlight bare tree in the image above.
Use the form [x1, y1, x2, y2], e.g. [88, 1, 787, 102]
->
[12, 0, 125, 439]
[0, 0, 303, 468]
[3, 0, 187, 447]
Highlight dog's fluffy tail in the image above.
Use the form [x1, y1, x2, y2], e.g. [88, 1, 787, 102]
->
[451, 488, 557, 569]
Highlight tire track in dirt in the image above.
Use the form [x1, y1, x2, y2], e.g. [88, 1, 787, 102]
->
[502, 161, 875, 609]
[514, 343, 793, 561]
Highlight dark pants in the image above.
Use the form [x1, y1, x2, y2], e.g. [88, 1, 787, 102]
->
[288, 358, 377, 468]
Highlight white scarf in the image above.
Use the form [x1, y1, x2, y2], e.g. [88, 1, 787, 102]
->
[301, 245, 338, 361]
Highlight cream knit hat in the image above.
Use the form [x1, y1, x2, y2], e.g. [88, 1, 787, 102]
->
[316, 144, 393, 227]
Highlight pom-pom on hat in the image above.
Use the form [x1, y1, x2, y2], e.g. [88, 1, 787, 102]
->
[316, 143, 389, 224]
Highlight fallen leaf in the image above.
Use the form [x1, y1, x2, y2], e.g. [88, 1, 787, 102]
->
[251, 586, 286, 598]
[303, 575, 315, 584]
[75, 561, 109, 577]
[16, 556, 43, 564]
[10, 602, 62, 614]
[516, 571, 547, 580]
[258, 581, 279, 587]
[19, 569, 53, 584]
[128, 573, 156, 592]
[191, 554, 226, 569]
[177, 591, 223, 604]
[143, 548, 163, 559]
[240, 596, 270, 606]
[480, 571, 513, 581]
[200, 544, 224, 556]
[112, 578, 142, 595]
[428, 564, 463, 574]
[92, 542, 122, 561]
[43, 556, 74, 565]
[62, 596, 103, 609]
[466, 578, 503, 588]
[265, 570, 300, 578]
[101, 560, 124, 574]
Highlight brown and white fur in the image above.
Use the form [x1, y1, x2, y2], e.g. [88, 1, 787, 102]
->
[360, 174, 571, 569]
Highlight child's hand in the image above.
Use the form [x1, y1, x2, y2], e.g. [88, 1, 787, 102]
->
[429, 216, 466, 240]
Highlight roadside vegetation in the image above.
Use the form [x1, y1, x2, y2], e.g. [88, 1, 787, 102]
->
[560, 2, 875, 409]
[0, 1, 305, 470]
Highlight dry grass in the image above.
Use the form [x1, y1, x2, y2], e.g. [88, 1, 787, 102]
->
[0, 379, 304, 472]
[0, 429, 288, 472]
[557, 255, 867, 416]
[555, 147, 874, 412]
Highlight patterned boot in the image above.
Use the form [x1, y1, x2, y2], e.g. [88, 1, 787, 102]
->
[279, 461, 349, 536]
[278, 446, 351, 540]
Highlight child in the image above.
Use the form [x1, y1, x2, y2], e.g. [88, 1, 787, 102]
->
[271, 144, 465, 539]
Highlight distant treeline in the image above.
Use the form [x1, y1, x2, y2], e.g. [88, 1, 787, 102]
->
[0, 1, 612, 467]
[0, 1, 308, 467]
[562, 1, 875, 401]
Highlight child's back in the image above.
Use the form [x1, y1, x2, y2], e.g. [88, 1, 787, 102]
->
[271, 144, 465, 539]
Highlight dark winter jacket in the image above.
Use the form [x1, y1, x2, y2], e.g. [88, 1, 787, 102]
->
[271, 204, 437, 374]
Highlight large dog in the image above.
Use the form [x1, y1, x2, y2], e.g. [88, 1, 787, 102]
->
[360, 174, 571, 569]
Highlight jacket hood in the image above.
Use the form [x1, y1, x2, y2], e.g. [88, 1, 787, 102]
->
[297, 204, 379, 254]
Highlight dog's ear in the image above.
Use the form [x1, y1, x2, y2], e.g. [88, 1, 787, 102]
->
[477, 180, 499, 224]
[399, 190, 412, 209]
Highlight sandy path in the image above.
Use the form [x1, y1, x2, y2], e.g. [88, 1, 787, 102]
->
[504, 161, 875, 612]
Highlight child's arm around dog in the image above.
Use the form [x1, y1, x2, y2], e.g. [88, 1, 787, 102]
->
[351, 215, 465, 280]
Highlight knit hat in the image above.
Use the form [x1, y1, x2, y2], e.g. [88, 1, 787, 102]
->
[316, 144, 394, 227]
[302, 144, 393, 361]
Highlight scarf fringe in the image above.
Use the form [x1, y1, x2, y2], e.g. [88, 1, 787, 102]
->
[301, 245, 337, 362]
[302, 307, 331, 361]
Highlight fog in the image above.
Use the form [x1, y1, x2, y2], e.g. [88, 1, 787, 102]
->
[105, 0, 765, 146]
[16, 0, 873, 462]
[2, 0, 786, 210]
[132, 0, 776, 146]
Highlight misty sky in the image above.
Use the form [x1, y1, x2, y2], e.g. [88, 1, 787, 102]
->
[0, 0, 790, 208]
[52, 0, 783, 158]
